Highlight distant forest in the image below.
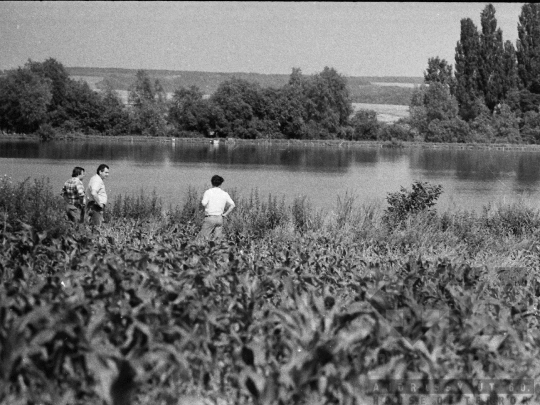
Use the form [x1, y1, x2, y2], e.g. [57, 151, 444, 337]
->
[3, 3, 540, 144]
[66, 67, 421, 105]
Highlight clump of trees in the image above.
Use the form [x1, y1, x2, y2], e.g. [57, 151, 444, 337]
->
[0, 59, 373, 141]
[128, 70, 168, 137]
[0, 59, 130, 137]
[169, 67, 355, 140]
[406, 3, 540, 144]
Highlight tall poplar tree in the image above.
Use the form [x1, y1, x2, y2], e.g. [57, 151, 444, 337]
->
[129, 70, 155, 107]
[128, 70, 167, 136]
[516, 3, 540, 90]
[478, 4, 505, 111]
[502, 40, 519, 96]
[455, 18, 481, 120]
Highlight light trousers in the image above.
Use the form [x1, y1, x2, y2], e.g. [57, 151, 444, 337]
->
[199, 215, 224, 240]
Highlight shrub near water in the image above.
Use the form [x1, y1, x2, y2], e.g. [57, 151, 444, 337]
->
[1, 180, 540, 404]
[383, 180, 443, 228]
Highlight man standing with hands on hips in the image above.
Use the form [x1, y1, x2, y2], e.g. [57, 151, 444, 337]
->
[199, 174, 235, 240]
[86, 164, 109, 226]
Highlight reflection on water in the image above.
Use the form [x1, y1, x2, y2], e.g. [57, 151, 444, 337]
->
[0, 140, 358, 172]
[1, 139, 540, 211]
[410, 148, 540, 184]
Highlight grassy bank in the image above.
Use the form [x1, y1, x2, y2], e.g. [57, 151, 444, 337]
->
[1, 179, 540, 404]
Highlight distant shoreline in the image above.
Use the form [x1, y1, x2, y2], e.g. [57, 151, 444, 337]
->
[3, 132, 540, 152]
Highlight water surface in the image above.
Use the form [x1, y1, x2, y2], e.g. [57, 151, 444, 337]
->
[1, 139, 539, 212]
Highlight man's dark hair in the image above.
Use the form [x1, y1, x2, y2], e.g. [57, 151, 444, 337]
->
[72, 167, 85, 177]
[211, 175, 224, 187]
[97, 164, 109, 175]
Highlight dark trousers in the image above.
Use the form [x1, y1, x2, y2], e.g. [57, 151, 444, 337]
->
[66, 203, 84, 223]
[86, 201, 104, 226]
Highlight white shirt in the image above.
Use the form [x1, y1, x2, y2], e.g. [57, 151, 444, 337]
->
[86, 174, 107, 205]
[201, 187, 235, 216]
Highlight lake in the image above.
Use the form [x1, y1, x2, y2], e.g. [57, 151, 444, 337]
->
[1, 139, 540, 213]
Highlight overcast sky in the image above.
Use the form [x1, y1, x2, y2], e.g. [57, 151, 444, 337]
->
[0, 2, 526, 77]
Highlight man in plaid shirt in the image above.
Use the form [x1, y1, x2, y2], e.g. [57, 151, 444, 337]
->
[61, 167, 86, 223]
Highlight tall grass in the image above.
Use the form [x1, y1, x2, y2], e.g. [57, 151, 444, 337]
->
[227, 189, 288, 237]
[1, 177, 540, 261]
[109, 188, 163, 220]
[480, 200, 540, 237]
[0, 176, 67, 233]
[291, 195, 325, 233]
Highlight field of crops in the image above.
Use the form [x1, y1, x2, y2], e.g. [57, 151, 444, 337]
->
[1, 178, 540, 405]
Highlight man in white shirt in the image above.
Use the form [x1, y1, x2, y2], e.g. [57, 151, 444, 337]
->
[86, 164, 109, 226]
[199, 175, 235, 240]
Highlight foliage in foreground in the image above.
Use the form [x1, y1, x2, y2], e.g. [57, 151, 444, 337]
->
[1, 180, 540, 404]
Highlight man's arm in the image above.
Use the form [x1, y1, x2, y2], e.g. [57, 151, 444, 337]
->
[222, 196, 235, 217]
[201, 191, 209, 208]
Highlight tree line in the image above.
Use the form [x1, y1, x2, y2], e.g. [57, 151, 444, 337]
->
[409, 3, 540, 143]
[0, 59, 362, 140]
[2, 3, 540, 143]
[0, 58, 416, 142]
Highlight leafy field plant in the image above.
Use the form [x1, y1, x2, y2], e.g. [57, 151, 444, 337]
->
[1, 180, 540, 404]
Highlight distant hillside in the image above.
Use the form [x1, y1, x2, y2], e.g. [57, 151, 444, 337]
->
[67, 67, 422, 105]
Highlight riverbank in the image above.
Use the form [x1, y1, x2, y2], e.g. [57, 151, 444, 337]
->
[4, 131, 540, 151]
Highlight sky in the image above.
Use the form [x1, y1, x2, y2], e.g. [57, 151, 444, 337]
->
[0, 2, 527, 78]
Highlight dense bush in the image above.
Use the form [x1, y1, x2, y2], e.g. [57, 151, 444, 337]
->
[520, 111, 540, 144]
[383, 180, 443, 227]
[424, 117, 471, 143]
[349, 109, 380, 140]
[34, 123, 58, 141]
[378, 122, 415, 141]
